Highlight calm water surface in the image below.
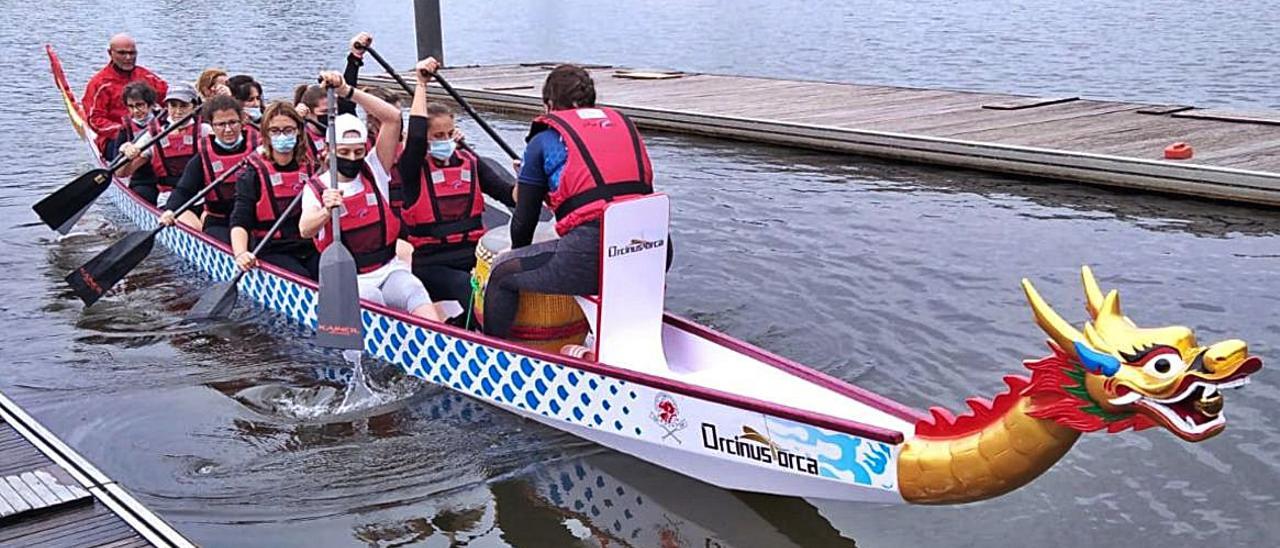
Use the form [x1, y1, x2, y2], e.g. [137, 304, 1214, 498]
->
[1, 1, 1278, 546]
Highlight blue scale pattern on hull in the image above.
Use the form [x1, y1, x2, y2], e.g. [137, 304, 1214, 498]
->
[108, 184, 644, 438]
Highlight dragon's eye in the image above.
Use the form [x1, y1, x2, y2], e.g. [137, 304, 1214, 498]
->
[1137, 348, 1185, 379]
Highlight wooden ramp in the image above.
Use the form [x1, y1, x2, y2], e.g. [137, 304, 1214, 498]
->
[0, 391, 194, 547]
[363, 63, 1280, 206]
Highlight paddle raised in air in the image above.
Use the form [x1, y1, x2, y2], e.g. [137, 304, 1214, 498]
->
[186, 191, 307, 321]
[313, 84, 363, 349]
[34, 108, 199, 234]
[64, 154, 252, 307]
[361, 44, 521, 161]
[358, 43, 539, 224]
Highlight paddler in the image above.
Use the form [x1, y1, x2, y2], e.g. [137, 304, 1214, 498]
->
[339, 32, 410, 209]
[195, 68, 229, 102]
[297, 71, 442, 321]
[482, 64, 656, 341]
[228, 100, 319, 279]
[109, 81, 163, 204]
[402, 58, 516, 305]
[293, 83, 329, 159]
[158, 94, 262, 243]
[118, 84, 201, 204]
[228, 74, 264, 124]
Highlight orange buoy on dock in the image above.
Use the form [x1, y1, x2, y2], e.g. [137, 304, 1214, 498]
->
[1164, 142, 1194, 160]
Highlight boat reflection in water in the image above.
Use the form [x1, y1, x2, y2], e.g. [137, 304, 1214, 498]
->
[212, 367, 857, 548]
[356, 392, 857, 547]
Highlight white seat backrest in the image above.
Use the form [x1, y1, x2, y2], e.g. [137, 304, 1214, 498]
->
[594, 194, 670, 373]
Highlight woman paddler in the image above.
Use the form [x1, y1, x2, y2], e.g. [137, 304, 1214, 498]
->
[340, 31, 410, 210]
[159, 94, 262, 244]
[228, 100, 319, 279]
[293, 84, 329, 159]
[482, 64, 656, 341]
[297, 71, 443, 321]
[110, 81, 162, 204]
[118, 84, 200, 204]
[401, 57, 515, 305]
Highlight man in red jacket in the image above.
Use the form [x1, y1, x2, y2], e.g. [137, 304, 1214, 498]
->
[82, 33, 168, 153]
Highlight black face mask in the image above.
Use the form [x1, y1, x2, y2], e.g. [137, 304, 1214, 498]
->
[335, 157, 362, 178]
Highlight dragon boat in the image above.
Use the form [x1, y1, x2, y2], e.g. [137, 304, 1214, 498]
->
[44, 45, 1263, 505]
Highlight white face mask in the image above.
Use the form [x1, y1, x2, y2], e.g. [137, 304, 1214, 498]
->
[215, 132, 244, 150]
[132, 110, 155, 126]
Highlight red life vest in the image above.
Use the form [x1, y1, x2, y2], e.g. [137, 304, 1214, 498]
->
[197, 130, 261, 217]
[401, 148, 485, 248]
[118, 114, 146, 143]
[248, 154, 314, 241]
[534, 107, 653, 235]
[307, 165, 401, 273]
[147, 117, 198, 188]
[305, 121, 326, 152]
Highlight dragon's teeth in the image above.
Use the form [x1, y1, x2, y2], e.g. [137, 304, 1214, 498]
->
[1109, 392, 1142, 405]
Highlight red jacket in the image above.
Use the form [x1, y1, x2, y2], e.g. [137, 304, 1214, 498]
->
[82, 63, 168, 152]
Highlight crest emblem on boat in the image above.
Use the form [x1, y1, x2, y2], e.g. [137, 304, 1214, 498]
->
[650, 393, 687, 443]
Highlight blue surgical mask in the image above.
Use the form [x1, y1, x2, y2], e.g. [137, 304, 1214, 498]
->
[246, 107, 262, 123]
[271, 134, 297, 153]
[215, 133, 244, 151]
[429, 139, 456, 161]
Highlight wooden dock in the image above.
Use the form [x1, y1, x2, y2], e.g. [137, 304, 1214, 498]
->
[0, 392, 193, 547]
[364, 63, 1280, 206]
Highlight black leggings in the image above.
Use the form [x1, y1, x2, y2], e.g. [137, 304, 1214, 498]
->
[260, 248, 319, 280]
[482, 224, 673, 339]
[202, 221, 231, 245]
[482, 224, 602, 339]
[128, 180, 159, 206]
[413, 263, 476, 305]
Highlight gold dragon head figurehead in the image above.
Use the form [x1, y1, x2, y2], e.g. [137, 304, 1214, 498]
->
[1020, 266, 1262, 442]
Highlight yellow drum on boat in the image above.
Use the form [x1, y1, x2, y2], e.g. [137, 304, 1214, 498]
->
[473, 224, 589, 352]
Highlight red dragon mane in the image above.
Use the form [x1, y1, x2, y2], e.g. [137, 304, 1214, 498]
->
[914, 342, 1154, 439]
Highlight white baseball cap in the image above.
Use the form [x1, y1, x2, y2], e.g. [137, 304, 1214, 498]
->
[334, 113, 367, 145]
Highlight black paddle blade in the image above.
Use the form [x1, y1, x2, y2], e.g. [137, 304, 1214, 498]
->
[315, 243, 363, 349]
[186, 279, 240, 322]
[34, 168, 112, 231]
[64, 229, 156, 306]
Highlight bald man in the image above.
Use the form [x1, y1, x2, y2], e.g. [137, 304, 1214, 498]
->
[82, 33, 169, 152]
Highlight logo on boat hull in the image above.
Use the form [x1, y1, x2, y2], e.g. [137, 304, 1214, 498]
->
[650, 393, 687, 443]
[608, 237, 664, 258]
[701, 423, 820, 476]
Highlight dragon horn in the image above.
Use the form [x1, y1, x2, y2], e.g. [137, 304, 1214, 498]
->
[1083, 322, 1115, 354]
[1081, 265, 1105, 318]
[1021, 278, 1085, 359]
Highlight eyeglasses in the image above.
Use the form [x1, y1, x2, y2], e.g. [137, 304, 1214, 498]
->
[266, 127, 298, 137]
[112, 50, 137, 56]
[211, 120, 242, 130]
[125, 102, 150, 110]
